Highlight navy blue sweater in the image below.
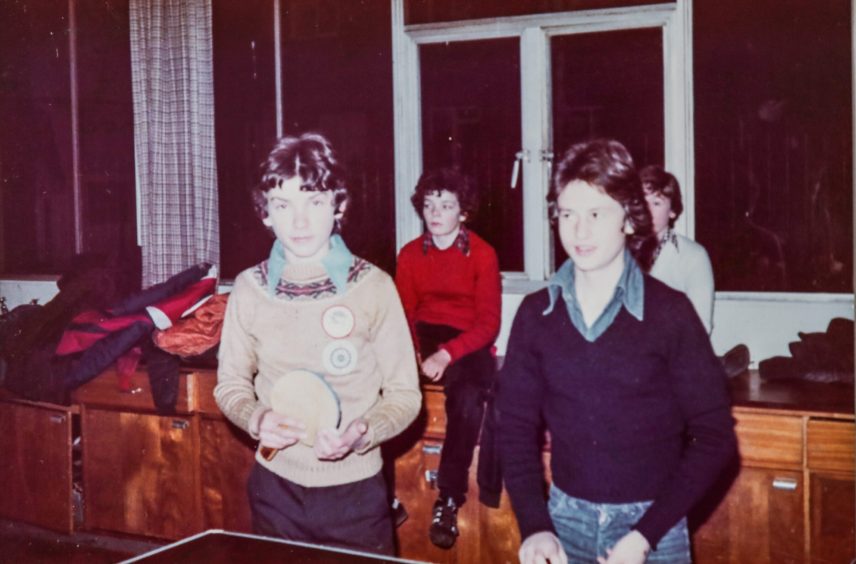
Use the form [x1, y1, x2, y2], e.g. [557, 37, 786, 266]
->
[498, 275, 737, 548]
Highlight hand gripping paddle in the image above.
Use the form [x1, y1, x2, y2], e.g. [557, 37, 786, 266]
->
[259, 369, 341, 460]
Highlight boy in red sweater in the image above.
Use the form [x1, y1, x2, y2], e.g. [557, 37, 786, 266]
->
[395, 168, 502, 549]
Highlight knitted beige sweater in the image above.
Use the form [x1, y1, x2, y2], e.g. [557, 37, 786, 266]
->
[214, 257, 421, 487]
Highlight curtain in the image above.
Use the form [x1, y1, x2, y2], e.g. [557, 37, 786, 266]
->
[130, 0, 219, 287]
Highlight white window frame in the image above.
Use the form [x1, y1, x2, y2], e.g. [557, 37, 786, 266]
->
[391, 1, 693, 289]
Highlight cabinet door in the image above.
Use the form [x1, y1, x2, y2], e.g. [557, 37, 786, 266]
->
[82, 408, 201, 539]
[0, 401, 73, 532]
[693, 467, 805, 564]
[809, 472, 854, 564]
[199, 417, 256, 533]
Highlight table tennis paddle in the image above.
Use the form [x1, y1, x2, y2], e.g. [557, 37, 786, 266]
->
[259, 369, 341, 460]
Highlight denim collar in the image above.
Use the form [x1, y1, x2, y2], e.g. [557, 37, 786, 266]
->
[544, 248, 644, 325]
[266, 234, 353, 297]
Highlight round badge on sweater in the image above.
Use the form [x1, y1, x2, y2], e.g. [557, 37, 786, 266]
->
[323, 340, 358, 375]
[321, 305, 355, 339]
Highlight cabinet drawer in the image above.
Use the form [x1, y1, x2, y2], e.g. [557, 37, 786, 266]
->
[72, 368, 193, 414]
[734, 412, 803, 468]
[807, 420, 855, 473]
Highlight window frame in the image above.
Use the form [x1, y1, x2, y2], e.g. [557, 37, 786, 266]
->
[391, 1, 693, 288]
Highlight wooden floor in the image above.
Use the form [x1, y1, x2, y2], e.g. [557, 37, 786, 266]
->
[0, 519, 163, 563]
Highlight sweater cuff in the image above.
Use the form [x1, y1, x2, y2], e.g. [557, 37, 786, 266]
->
[248, 406, 269, 440]
[632, 516, 666, 551]
[353, 421, 376, 455]
[440, 343, 460, 364]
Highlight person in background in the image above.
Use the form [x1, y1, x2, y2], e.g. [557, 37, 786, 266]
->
[499, 139, 737, 564]
[395, 168, 502, 550]
[214, 133, 421, 555]
[641, 165, 751, 376]
[640, 165, 714, 334]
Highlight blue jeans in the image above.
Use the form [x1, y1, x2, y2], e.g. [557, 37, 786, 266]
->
[548, 484, 692, 564]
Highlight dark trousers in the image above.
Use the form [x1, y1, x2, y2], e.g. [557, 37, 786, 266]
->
[247, 463, 395, 556]
[416, 322, 495, 505]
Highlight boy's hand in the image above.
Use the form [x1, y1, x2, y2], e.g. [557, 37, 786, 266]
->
[421, 349, 452, 382]
[258, 409, 307, 450]
[596, 530, 650, 564]
[314, 418, 369, 460]
[519, 531, 568, 564]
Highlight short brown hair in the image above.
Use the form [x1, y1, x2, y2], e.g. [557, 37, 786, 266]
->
[640, 165, 683, 228]
[251, 133, 349, 230]
[410, 168, 479, 220]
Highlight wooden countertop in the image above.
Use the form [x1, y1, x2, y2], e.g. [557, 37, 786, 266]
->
[729, 370, 854, 420]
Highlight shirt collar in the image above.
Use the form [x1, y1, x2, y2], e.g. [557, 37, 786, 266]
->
[266, 234, 354, 296]
[543, 248, 644, 321]
[422, 225, 471, 256]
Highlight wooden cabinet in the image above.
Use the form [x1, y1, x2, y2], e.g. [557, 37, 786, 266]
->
[0, 397, 76, 533]
[693, 408, 855, 564]
[198, 417, 256, 533]
[806, 420, 855, 564]
[81, 407, 202, 539]
[65, 367, 258, 541]
[693, 466, 805, 563]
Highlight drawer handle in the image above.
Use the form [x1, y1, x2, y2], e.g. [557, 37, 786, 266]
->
[772, 477, 798, 491]
[424, 469, 438, 488]
[171, 419, 189, 430]
[422, 444, 442, 455]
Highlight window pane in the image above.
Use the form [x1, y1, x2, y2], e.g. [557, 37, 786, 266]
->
[280, 0, 396, 274]
[77, 0, 139, 276]
[405, 0, 672, 25]
[214, 0, 277, 279]
[0, 2, 73, 274]
[421, 39, 523, 271]
[551, 29, 664, 265]
[694, 0, 852, 292]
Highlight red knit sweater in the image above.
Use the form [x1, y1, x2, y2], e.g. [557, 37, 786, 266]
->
[395, 230, 501, 363]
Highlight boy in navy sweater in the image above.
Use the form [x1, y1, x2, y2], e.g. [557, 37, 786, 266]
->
[499, 139, 736, 564]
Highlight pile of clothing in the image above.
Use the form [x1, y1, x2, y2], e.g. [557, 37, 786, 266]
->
[758, 317, 854, 384]
[0, 259, 227, 412]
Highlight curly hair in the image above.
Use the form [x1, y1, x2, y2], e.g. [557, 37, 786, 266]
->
[251, 132, 349, 231]
[548, 139, 656, 271]
[410, 168, 479, 221]
[639, 165, 683, 228]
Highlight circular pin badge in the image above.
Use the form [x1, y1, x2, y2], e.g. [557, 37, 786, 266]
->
[323, 340, 358, 376]
[321, 305, 355, 339]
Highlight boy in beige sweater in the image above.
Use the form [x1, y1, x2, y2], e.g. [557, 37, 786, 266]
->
[214, 133, 421, 555]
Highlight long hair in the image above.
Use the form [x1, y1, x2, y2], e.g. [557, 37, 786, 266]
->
[548, 139, 656, 271]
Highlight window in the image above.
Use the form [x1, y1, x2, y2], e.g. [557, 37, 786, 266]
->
[394, 3, 688, 281]
[404, 0, 672, 25]
[694, 0, 852, 293]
